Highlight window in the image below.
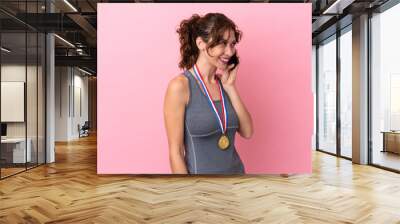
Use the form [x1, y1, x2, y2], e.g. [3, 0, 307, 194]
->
[371, 2, 400, 171]
[317, 35, 337, 154]
[340, 27, 352, 158]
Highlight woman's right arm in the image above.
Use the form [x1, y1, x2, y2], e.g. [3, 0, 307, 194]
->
[164, 75, 189, 174]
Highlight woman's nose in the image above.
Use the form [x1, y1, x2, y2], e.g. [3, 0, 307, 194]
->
[225, 46, 235, 56]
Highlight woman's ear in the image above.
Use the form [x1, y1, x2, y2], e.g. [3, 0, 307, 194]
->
[196, 37, 206, 51]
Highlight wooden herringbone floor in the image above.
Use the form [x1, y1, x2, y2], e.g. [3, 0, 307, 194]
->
[1, 134, 400, 224]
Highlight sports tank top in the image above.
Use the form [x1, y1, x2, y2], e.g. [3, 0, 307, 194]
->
[182, 69, 245, 174]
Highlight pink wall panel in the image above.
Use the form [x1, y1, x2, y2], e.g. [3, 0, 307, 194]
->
[98, 3, 313, 174]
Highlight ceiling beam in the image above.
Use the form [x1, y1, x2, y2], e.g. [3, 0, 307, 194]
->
[67, 13, 97, 46]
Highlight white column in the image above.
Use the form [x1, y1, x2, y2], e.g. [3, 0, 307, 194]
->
[352, 14, 369, 164]
[46, 1, 55, 163]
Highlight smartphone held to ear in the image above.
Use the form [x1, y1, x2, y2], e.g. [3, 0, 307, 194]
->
[227, 53, 239, 71]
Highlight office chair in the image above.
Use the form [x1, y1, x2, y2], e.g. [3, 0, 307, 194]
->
[79, 121, 90, 138]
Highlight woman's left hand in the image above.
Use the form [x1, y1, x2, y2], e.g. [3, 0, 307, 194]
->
[218, 63, 239, 93]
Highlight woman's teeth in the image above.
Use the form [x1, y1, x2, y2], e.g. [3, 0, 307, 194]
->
[220, 58, 229, 64]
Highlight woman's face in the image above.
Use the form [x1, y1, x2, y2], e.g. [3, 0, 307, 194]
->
[203, 29, 237, 70]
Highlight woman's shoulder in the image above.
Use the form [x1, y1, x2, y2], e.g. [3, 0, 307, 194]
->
[167, 72, 189, 91]
[166, 73, 190, 104]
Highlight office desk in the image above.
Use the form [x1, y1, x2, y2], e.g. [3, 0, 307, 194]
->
[1, 138, 32, 163]
[381, 131, 400, 154]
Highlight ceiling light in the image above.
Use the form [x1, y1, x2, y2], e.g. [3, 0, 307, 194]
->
[1, 47, 11, 53]
[78, 67, 93, 76]
[54, 34, 75, 48]
[322, 0, 355, 15]
[63, 0, 78, 12]
[323, 0, 341, 14]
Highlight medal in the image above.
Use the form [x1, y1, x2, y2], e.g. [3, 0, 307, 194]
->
[218, 134, 230, 150]
[193, 64, 230, 150]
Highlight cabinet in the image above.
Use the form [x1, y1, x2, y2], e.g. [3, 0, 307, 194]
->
[382, 131, 400, 154]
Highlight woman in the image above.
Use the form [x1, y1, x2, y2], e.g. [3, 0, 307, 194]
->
[164, 13, 253, 174]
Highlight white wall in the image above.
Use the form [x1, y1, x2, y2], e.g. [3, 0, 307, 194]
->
[55, 67, 89, 141]
[55, 66, 70, 141]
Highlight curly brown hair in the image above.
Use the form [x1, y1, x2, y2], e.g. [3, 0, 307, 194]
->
[176, 13, 242, 70]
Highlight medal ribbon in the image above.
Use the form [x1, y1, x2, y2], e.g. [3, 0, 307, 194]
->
[193, 64, 227, 134]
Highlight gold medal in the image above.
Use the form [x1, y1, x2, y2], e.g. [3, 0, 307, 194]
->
[218, 134, 230, 150]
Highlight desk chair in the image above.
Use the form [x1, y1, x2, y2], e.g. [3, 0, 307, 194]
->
[79, 121, 90, 138]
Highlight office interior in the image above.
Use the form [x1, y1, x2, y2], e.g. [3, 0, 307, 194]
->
[0, 0, 97, 179]
[312, 0, 400, 172]
[0, 0, 399, 195]
[0, 0, 399, 223]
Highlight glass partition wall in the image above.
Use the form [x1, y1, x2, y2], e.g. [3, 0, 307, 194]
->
[0, 1, 46, 179]
[316, 26, 353, 159]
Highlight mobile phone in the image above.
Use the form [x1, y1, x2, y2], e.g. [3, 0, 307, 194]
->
[227, 53, 239, 71]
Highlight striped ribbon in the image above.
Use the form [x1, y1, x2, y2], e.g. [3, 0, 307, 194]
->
[193, 64, 227, 133]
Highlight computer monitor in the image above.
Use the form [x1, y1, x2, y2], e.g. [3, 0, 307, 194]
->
[1, 123, 7, 137]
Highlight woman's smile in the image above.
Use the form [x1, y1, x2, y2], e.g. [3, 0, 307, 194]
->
[219, 56, 231, 66]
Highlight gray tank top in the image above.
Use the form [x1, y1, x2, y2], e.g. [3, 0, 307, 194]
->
[182, 69, 245, 174]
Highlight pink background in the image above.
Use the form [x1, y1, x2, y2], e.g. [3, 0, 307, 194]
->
[98, 3, 313, 174]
